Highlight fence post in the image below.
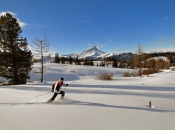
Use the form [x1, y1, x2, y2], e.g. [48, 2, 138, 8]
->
[149, 101, 152, 108]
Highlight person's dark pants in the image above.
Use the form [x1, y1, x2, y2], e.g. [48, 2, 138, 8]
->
[50, 91, 65, 101]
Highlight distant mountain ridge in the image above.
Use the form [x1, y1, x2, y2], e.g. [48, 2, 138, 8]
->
[61, 46, 134, 61]
[60, 46, 175, 61]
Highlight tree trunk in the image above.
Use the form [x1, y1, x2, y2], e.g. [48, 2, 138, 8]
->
[41, 44, 43, 82]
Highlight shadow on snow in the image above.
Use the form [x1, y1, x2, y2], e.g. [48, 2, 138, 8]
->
[0, 99, 174, 113]
[1, 84, 175, 99]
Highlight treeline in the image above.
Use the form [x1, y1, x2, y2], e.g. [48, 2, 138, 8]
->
[129, 53, 175, 69]
[54, 53, 130, 68]
[54, 52, 175, 70]
[55, 53, 94, 65]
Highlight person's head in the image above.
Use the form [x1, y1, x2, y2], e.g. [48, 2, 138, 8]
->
[59, 77, 64, 83]
[60, 77, 64, 81]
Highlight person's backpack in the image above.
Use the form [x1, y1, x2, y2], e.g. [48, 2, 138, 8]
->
[56, 85, 61, 91]
[52, 81, 61, 92]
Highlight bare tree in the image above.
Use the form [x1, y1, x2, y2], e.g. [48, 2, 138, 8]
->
[135, 43, 144, 76]
[32, 37, 50, 82]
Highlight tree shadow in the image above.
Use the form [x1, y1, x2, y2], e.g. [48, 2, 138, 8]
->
[43, 73, 80, 81]
[59, 99, 175, 113]
[1, 84, 175, 100]
[0, 85, 50, 92]
[65, 89, 175, 99]
[69, 84, 175, 91]
[1, 99, 174, 113]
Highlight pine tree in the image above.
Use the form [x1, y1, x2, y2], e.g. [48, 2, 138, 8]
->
[112, 58, 118, 68]
[0, 13, 33, 84]
[101, 61, 105, 67]
[60, 57, 65, 64]
[75, 55, 79, 65]
[55, 53, 60, 63]
[69, 56, 73, 64]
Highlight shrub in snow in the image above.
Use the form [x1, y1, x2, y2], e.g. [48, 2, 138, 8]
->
[171, 67, 175, 71]
[96, 72, 114, 80]
[123, 71, 139, 77]
[123, 69, 160, 77]
[142, 69, 159, 75]
[123, 71, 131, 77]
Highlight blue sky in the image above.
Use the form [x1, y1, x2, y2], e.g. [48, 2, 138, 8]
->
[1, 0, 175, 55]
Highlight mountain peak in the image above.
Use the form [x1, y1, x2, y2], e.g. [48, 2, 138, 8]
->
[90, 46, 98, 50]
[78, 46, 107, 59]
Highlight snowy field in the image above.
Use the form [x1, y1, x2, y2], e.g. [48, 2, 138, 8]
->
[0, 63, 175, 130]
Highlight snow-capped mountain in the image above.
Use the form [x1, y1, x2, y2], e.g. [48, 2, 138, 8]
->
[60, 46, 134, 61]
[78, 46, 134, 61]
[103, 53, 118, 57]
[78, 46, 108, 59]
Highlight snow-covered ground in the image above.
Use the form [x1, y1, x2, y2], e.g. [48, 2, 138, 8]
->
[147, 56, 169, 62]
[0, 63, 175, 130]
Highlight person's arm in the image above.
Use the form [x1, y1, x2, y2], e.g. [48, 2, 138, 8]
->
[54, 81, 60, 92]
[62, 83, 68, 86]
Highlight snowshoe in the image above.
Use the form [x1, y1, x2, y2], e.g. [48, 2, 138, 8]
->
[47, 99, 53, 103]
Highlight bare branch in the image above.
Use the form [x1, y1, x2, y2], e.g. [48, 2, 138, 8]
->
[31, 36, 50, 82]
[135, 43, 144, 55]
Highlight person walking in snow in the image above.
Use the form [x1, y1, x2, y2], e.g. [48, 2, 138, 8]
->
[47, 77, 68, 102]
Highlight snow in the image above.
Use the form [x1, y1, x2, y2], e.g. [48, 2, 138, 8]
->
[147, 56, 169, 62]
[0, 63, 175, 130]
[78, 46, 107, 59]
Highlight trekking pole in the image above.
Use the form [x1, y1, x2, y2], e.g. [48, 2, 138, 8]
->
[36, 92, 52, 97]
[63, 84, 68, 91]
